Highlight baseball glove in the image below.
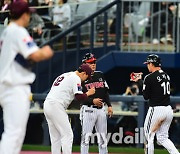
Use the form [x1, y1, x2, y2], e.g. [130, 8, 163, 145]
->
[130, 72, 143, 82]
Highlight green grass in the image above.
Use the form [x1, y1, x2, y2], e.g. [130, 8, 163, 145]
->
[22, 145, 51, 151]
[22, 145, 171, 153]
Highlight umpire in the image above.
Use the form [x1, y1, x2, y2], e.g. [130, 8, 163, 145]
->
[80, 53, 113, 154]
[131, 54, 179, 154]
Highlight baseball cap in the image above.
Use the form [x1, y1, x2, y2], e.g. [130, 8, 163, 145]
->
[143, 54, 161, 66]
[9, 1, 36, 19]
[82, 53, 97, 63]
[79, 64, 92, 80]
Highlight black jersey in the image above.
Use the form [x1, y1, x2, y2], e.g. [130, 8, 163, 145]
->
[143, 70, 170, 107]
[82, 71, 111, 107]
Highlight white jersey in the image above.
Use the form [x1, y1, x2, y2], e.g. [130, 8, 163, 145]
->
[0, 22, 39, 86]
[46, 72, 83, 109]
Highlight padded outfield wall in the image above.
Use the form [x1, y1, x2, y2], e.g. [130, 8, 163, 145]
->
[31, 51, 180, 95]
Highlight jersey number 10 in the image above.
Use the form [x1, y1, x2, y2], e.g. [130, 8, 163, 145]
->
[161, 81, 170, 95]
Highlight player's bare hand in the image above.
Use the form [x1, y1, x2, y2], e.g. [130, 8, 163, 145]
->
[108, 106, 113, 118]
[93, 98, 103, 107]
[86, 87, 95, 96]
[130, 72, 143, 82]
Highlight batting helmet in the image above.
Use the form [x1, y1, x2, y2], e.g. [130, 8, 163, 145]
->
[82, 53, 97, 63]
[143, 54, 161, 66]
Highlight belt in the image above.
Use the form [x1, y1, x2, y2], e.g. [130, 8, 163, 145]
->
[87, 105, 103, 109]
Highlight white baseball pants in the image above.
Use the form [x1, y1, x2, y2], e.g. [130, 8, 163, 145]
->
[44, 100, 73, 154]
[80, 105, 108, 154]
[144, 105, 180, 154]
[0, 84, 31, 154]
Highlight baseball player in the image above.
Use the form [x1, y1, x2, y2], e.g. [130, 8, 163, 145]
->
[130, 54, 179, 154]
[80, 53, 113, 154]
[44, 64, 95, 154]
[0, 1, 53, 154]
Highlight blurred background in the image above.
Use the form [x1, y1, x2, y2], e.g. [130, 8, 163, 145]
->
[0, 0, 180, 149]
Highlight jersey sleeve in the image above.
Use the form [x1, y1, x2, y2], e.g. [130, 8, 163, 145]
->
[16, 28, 39, 58]
[100, 72, 109, 89]
[104, 80, 109, 89]
[104, 90, 111, 107]
[72, 76, 83, 95]
[143, 75, 151, 100]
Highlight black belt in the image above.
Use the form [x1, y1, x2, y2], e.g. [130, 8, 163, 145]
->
[87, 105, 103, 109]
[149, 104, 169, 107]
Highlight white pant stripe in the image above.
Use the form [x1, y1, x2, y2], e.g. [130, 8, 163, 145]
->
[146, 107, 154, 135]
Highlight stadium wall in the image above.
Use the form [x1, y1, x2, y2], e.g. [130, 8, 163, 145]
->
[32, 51, 180, 95]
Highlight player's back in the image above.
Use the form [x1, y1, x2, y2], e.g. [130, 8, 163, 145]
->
[143, 70, 170, 107]
[46, 72, 82, 109]
[0, 24, 19, 79]
[0, 23, 37, 85]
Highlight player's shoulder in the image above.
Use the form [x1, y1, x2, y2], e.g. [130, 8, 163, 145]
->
[9, 23, 27, 33]
[153, 70, 167, 77]
[66, 72, 76, 77]
[69, 72, 81, 80]
[145, 73, 152, 78]
[94, 71, 104, 75]
[159, 69, 170, 80]
[159, 69, 169, 75]
[144, 73, 153, 81]
[5, 23, 28, 39]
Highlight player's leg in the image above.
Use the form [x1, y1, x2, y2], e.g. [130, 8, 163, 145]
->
[156, 106, 180, 154]
[44, 101, 73, 154]
[80, 106, 97, 154]
[144, 107, 155, 154]
[44, 103, 61, 154]
[47, 123, 62, 154]
[95, 108, 108, 154]
[57, 114, 73, 154]
[0, 85, 31, 154]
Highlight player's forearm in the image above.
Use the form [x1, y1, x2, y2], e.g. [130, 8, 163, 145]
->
[137, 79, 143, 87]
[75, 93, 89, 101]
[28, 45, 53, 62]
[79, 97, 94, 106]
[105, 91, 112, 107]
[143, 91, 149, 100]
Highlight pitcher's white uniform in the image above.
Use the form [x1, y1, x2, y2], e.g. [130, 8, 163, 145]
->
[44, 72, 84, 154]
[0, 22, 39, 154]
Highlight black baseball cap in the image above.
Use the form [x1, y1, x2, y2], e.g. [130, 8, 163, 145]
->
[79, 64, 92, 80]
[143, 54, 161, 66]
[9, 1, 36, 19]
[82, 53, 97, 63]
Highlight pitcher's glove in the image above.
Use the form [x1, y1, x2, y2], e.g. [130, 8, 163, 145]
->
[130, 72, 143, 82]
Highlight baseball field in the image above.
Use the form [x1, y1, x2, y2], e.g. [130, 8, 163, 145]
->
[21, 145, 171, 154]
